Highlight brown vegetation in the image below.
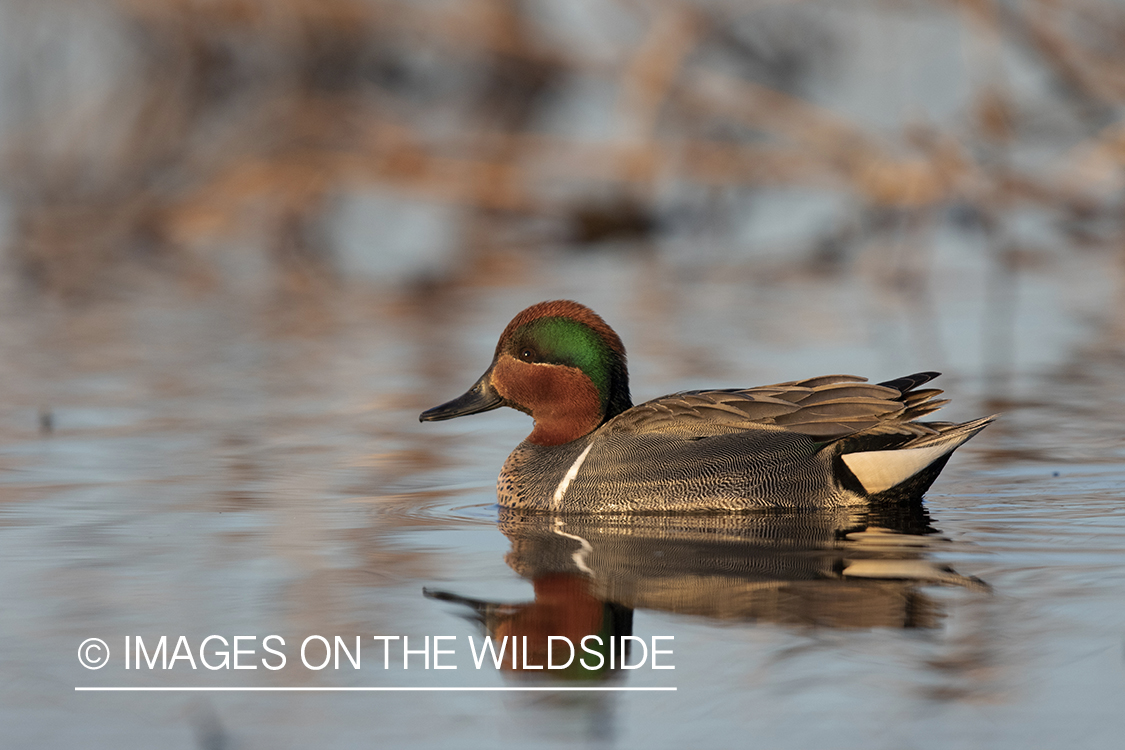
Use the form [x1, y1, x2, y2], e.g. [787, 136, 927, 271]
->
[2, 0, 1123, 297]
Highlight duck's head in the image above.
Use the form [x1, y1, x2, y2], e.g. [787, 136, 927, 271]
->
[419, 300, 632, 446]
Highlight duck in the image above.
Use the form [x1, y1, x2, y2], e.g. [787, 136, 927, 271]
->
[420, 300, 994, 512]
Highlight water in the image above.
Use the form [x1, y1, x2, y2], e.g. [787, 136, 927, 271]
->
[2, 242, 1124, 748]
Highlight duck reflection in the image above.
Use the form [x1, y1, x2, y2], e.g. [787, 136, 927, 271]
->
[426, 501, 986, 678]
[426, 574, 633, 678]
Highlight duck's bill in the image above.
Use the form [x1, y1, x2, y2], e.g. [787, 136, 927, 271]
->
[419, 373, 504, 422]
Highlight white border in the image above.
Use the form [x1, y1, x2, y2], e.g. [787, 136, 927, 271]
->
[76, 686, 676, 692]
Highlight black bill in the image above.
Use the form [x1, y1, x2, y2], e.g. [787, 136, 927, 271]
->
[419, 372, 504, 422]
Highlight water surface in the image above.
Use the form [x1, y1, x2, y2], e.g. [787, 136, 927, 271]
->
[2, 246, 1124, 748]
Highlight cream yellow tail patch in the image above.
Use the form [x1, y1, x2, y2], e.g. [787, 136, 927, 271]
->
[841, 443, 954, 494]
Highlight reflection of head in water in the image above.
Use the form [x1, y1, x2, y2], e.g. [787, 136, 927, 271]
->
[425, 574, 633, 679]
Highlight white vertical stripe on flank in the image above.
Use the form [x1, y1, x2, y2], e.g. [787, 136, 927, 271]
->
[551, 442, 594, 511]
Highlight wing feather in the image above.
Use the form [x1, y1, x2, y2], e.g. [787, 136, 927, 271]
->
[605, 372, 949, 441]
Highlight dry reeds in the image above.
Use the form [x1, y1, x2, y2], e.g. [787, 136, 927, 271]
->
[1, 0, 1123, 297]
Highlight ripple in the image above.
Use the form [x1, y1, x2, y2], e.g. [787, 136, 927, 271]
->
[357, 485, 500, 529]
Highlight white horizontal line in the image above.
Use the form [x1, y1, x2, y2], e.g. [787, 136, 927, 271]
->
[75, 686, 676, 692]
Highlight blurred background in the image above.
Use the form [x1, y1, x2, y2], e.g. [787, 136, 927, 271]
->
[3, 1, 1125, 747]
[2, 0, 1122, 323]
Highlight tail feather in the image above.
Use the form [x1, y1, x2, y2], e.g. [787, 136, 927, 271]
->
[901, 415, 996, 450]
[877, 371, 941, 393]
[840, 415, 996, 496]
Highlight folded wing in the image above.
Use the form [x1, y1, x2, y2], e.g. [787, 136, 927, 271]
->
[608, 372, 948, 441]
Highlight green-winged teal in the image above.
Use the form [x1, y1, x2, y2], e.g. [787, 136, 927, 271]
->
[420, 300, 994, 512]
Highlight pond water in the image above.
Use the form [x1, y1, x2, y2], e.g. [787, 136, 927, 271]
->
[2, 240, 1124, 748]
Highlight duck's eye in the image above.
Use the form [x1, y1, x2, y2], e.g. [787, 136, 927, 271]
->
[519, 348, 534, 362]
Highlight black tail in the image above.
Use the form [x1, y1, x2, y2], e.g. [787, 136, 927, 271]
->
[878, 371, 941, 393]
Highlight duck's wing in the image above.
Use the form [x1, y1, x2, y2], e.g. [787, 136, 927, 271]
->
[606, 372, 949, 440]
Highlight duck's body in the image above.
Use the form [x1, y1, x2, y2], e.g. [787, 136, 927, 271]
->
[497, 375, 992, 512]
[421, 301, 993, 512]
